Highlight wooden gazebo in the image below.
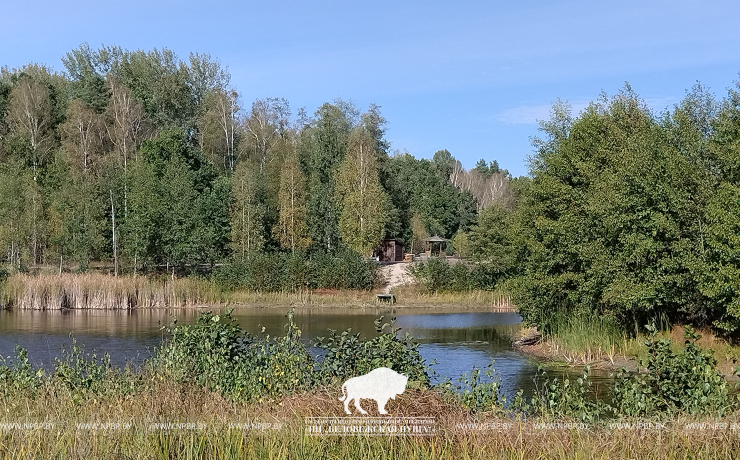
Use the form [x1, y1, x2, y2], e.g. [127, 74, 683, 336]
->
[424, 235, 447, 256]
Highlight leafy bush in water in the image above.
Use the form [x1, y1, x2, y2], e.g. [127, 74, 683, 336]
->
[529, 367, 610, 423]
[54, 339, 112, 392]
[0, 347, 44, 396]
[52, 338, 140, 400]
[314, 316, 428, 384]
[440, 361, 505, 413]
[154, 309, 312, 401]
[611, 326, 735, 418]
[214, 248, 377, 292]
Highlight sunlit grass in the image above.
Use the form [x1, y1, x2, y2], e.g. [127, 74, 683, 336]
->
[0, 273, 512, 310]
[1, 382, 739, 459]
[535, 313, 740, 375]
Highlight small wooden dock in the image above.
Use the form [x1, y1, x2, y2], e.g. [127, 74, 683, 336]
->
[375, 294, 395, 305]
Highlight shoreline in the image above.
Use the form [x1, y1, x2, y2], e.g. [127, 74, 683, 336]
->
[1, 272, 516, 312]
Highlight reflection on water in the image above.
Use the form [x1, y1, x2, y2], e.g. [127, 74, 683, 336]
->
[0, 307, 607, 399]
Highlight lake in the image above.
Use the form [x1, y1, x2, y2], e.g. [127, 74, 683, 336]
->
[0, 307, 612, 400]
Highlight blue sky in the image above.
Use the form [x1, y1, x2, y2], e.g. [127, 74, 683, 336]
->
[2, 0, 740, 176]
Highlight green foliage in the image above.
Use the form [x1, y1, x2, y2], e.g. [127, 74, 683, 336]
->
[214, 248, 377, 292]
[155, 310, 426, 401]
[508, 88, 740, 334]
[410, 258, 500, 292]
[529, 367, 609, 423]
[611, 326, 734, 417]
[410, 257, 453, 292]
[512, 327, 735, 422]
[384, 153, 478, 246]
[335, 128, 389, 256]
[52, 338, 128, 397]
[314, 315, 428, 384]
[303, 103, 352, 251]
[439, 361, 505, 413]
[0, 347, 44, 396]
[154, 309, 313, 401]
[123, 128, 230, 268]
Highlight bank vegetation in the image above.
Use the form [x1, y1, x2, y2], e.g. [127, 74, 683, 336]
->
[1, 310, 740, 459]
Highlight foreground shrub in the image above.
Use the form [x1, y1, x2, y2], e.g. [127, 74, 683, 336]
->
[439, 361, 506, 413]
[529, 367, 610, 423]
[0, 347, 43, 397]
[314, 316, 428, 384]
[154, 310, 427, 401]
[611, 326, 735, 418]
[153, 309, 313, 400]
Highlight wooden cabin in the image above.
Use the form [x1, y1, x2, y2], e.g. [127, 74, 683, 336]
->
[374, 239, 404, 262]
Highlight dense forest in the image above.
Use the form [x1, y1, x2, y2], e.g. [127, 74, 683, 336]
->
[482, 84, 740, 335]
[0, 45, 513, 275]
[4, 45, 740, 336]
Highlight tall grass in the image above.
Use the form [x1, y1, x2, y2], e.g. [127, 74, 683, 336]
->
[1, 273, 226, 310]
[392, 284, 515, 310]
[0, 272, 516, 310]
[534, 312, 740, 372]
[535, 312, 633, 365]
[1, 383, 740, 459]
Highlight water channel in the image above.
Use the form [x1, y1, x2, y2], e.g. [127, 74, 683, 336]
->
[0, 307, 613, 401]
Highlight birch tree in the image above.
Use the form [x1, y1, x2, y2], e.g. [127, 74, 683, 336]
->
[6, 74, 54, 180]
[105, 76, 147, 170]
[273, 147, 310, 252]
[245, 97, 289, 173]
[230, 161, 264, 258]
[335, 129, 388, 255]
[60, 99, 105, 170]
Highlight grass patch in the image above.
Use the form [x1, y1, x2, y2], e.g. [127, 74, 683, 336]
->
[528, 313, 740, 377]
[0, 272, 515, 310]
[2, 384, 740, 459]
[390, 284, 514, 309]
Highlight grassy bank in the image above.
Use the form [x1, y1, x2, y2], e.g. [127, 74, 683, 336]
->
[518, 314, 740, 377]
[0, 272, 513, 310]
[3, 383, 740, 459]
[2, 309, 740, 458]
[0, 273, 226, 309]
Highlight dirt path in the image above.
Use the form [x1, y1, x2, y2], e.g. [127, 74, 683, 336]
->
[379, 263, 415, 294]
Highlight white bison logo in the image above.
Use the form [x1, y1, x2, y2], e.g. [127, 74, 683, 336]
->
[339, 367, 408, 415]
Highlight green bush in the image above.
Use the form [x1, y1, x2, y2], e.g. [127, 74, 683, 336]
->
[411, 258, 504, 292]
[0, 347, 44, 397]
[410, 257, 452, 292]
[153, 309, 313, 401]
[529, 367, 610, 423]
[611, 326, 735, 418]
[440, 361, 505, 413]
[314, 316, 428, 384]
[53, 339, 113, 393]
[213, 249, 378, 292]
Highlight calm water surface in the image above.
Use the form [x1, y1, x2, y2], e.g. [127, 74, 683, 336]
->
[0, 307, 612, 400]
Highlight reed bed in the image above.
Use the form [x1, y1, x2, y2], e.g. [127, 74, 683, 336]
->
[0, 272, 516, 310]
[391, 285, 516, 311]
[0, 273, 226, 310]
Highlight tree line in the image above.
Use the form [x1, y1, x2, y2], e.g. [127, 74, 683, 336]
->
[464, 83, 740, 335]
[0, 44, 514, 274]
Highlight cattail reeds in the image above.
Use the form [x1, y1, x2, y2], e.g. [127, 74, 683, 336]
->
[1, 273, 225, 310]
